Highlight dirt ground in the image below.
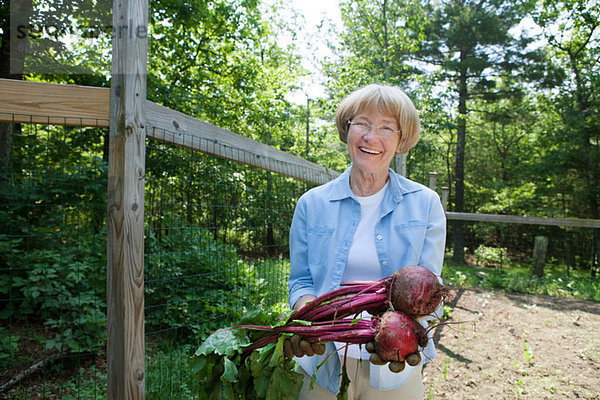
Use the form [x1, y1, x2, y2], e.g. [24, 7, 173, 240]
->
[422, 287, 600, 400]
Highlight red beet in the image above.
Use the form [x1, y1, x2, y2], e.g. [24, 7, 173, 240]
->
[390, 265, 447, 317]
[374, 311, 428, 362]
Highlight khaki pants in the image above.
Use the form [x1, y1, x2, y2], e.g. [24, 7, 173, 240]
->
[297, 359, 424, 400]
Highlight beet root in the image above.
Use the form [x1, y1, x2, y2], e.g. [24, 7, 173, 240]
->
[390, 265, 448, 317]
[374, 311, 428, 362]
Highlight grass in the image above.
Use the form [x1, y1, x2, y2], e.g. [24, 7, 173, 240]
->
[442, 257, 600, 302]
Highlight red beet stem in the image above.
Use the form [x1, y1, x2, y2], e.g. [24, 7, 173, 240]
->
[302, 292, 389, 321]
[293, 280, 388, 320]
[241, 317, 380, 354]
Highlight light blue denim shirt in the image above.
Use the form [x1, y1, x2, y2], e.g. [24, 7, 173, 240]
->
[288, 166, 446, 394]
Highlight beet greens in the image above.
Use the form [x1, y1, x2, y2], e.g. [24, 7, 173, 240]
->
[193, 266, 447, 399]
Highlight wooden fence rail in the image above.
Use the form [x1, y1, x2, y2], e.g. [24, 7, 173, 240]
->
[0, 78, 340, 185]
[446, 212, 600, 229]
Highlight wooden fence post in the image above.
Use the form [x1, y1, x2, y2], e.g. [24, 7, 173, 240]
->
[428, 172, 438, 191]
[395, 154, 406, 177]
[532, 236, 548, 278]
[106, 0, 148, 398]
[441, 187, 449, 213]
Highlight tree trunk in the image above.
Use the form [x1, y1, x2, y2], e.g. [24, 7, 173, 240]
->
[569, 52, 599, 275]
[0, 0, 32, 180]
[452, 67, 468, 264]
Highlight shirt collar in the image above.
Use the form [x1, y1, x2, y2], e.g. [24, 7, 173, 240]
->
[327, 166, 421, 203]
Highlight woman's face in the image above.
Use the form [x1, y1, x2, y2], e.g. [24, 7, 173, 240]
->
[347, 109, 402, 178]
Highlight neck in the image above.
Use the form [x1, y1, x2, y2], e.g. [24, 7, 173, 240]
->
[349, 167, 389, 196]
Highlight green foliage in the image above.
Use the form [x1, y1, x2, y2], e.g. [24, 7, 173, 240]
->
[442, 305, 453, 321]
[145, 225, 267, 338]
[473, 245, 509, 268]
[0, 227, 107, 356]
[442, 261, 600, 302]
[530, 1, 600, 221]
[192, 309, 303, 399]
[148, 0, 305, 153]
[0, 123, 108, 356]
[0, 328, 19, 368]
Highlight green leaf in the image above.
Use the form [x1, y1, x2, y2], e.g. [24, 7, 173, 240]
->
[195, 329, 245, 358]
[266, 365, 304, 400]
[249, 344, 274, 377]
[269, 337, 286, 368]
[221, 357, 238, 384]
[252, 366, 271, 398]
[191, 352, 208, 374]
[337, 362, 351, 400]
[238, 308, 271, 325]
[271, 309, 297, 327]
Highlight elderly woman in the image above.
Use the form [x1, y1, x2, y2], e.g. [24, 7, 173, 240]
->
[288, 84, 446, 399]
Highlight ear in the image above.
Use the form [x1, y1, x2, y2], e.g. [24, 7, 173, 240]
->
[395, 137, 404, 154]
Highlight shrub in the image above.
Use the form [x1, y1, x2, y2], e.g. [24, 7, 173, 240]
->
[473, 245, 509, 268]
[145, 224, 265, 338]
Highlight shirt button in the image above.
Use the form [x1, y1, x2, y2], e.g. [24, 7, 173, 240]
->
[382, 261, 388, 266]
[376, 234, 383, 241]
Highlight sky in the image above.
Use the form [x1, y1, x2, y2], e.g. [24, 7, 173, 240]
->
[282, 0, 343, 103]
[292, 0, 342, 29]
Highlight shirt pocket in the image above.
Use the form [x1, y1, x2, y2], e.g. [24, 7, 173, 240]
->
[394, 221, 427, 265]
[307, 225, 335, 267]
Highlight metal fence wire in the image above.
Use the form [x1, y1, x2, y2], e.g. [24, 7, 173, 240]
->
[447, 219, 599, 270]
[143, 127, 310, 397]
[0, 120, 107, 398]
[0, 117, 598, 398]
[0, 119, 310, 398]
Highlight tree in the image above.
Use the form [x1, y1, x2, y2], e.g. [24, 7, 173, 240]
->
[416, 0, 542, 263]
[0, 0, 31, 180]
[148, 0, 303, 147]
[323, 0, 545, 262]
[534, 0, 600, 274]
[0, 0, 112, 178]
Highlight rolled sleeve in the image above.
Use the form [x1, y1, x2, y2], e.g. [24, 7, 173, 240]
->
[419, 191, 446, 277]
[288, 195, 316, 308]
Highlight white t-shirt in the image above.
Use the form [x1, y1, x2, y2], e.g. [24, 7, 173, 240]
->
[337, 183, 387, 359]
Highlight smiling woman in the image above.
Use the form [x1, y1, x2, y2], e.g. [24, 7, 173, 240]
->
[288, 83, 446, 399]
[334, 84, 422, 196]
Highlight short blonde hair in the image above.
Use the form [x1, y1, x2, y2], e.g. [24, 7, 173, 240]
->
[335, 84, 421, 154]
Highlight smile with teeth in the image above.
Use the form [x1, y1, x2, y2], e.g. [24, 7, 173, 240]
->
[359, 146, 382, 155]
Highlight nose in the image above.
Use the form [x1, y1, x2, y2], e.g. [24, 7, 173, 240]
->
[363, 124, 377, 140]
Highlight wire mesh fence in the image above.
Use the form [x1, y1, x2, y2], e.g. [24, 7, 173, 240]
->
[143, 127, 310, 397]
[445, 219, 600, 298]
[1, 115, 599, 398]
[0, 118, 310, 398]
[447, 219, 598, 270]
[0, 119, 107, 398]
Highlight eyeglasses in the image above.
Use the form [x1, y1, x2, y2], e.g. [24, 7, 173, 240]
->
[347, 120, 401, 137]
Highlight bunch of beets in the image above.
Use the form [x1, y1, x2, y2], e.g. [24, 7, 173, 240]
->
[230, 265, 448, 373]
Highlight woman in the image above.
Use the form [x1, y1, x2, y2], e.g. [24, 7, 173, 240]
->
[288, 84, 446, 399]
